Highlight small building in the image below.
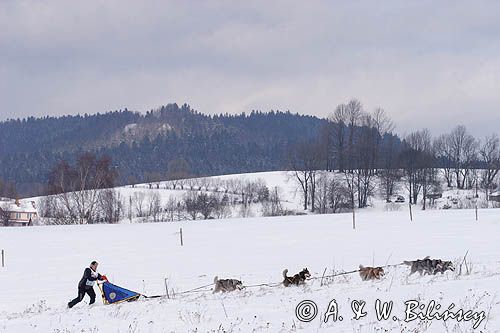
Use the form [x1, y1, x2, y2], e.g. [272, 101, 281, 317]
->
[490, 191, 500, 203]
[0, 199, 38, 226]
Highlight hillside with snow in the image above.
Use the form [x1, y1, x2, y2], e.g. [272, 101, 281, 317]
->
[29, 170, 500, 228]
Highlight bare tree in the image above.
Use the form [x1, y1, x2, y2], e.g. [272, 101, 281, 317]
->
[401, 129, 434, 206]
[47, 153, 117, 224]
[372, 107, 395, 172]
[147, 192, 162, 222]
[314, 173, 350, 214]
[38, 195, 55, 220]
[197, 192, 217, 219]
[328, 177, 350, 213]
[256, 181, 270, 202]
[175, 200, 184, 221]
[164, 196, 177, 222]
[449, 125, 478, 189]
[480, 134, 500, 200]
[433, 134, 454, 188]
[345, 98, 363, 171]
[199, 178, 213, 191]
[372, 108, 395, 137]
[186, 178, 200, 191]
[335, 99, 364, 210]
[421, 164, 438, 210]
[318, 121, 335, 171]
[184, 192, 199, 220]
[315, 173, 330, 214]
[133, 192, 146, 218]
[379, 134, 401, 201]
[0, 203, 11, 226]
[212, 192, 231, 219]
[307, 143, 324, 212]
[289, 141, 322, 211]
[353, 113, 378, 208]
[242, 180, 258, 208]
[211, 178, 223, 192]
[99, 189, 122, 223]
[329, 104, 348, 172]
[262, 186, 284, 216]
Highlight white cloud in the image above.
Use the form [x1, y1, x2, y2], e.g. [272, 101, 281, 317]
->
[1, 0, 500, 137]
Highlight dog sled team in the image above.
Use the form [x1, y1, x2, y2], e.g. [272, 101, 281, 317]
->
[212, 256, 455, 293]
[68, 256, 456, 307]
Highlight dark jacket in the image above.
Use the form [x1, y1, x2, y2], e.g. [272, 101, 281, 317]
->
[78, 267, 103, 289]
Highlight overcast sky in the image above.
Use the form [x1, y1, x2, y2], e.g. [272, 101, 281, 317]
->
[1, 0, 500, 137]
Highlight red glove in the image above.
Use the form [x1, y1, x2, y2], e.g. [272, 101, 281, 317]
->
[100, 275, 108, 282]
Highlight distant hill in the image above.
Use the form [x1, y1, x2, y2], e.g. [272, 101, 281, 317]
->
[0, 104, 326, 196]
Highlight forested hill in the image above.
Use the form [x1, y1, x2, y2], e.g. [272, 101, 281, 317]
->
[0, 103, 326, 196]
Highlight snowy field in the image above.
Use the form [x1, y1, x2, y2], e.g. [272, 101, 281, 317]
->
[1, 208, 500, 332]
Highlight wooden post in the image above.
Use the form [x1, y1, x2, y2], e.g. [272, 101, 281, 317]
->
[409, 203, 413, 222]
[180, 228, 183, 246]
[1, 249, 4, 268]
[164, 278, 170, 299]
[475, 205, 478, 221]
[352, 208, 356, 230]
[320, 267, 327, 287]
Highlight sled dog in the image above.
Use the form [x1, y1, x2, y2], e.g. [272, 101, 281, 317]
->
[282, 268, 311, 287]
[213, 276, 244, 293]
[358, 265, 385, 281]
[403, 256, 455, 276]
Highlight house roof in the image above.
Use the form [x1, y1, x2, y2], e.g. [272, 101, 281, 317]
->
[0, 200, 37, 213]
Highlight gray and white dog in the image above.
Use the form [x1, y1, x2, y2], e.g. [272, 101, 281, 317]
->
[403, 256, 455, 276]
[213, 276, 244, 293]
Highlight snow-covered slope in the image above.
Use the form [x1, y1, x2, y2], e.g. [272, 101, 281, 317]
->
[1, 208, 499, 332]
[30, 170, 500, 227]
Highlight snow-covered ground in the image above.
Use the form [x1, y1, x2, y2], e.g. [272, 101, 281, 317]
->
[1, 207, 499, 332]
[115, 171, 305, 217]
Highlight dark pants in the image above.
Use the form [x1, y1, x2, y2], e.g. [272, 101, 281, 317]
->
[68, 287, 96, 308]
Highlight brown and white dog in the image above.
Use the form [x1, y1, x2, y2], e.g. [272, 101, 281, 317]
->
[282, 268, 311, 287]
[358, 265, 385, 281]
[213, 276, 244, 293]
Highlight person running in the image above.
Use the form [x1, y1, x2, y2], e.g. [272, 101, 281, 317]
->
[68, 261, 106, 308]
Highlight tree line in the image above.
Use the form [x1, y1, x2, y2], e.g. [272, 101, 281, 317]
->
[289, 98, 500, 213]
[41, 164, 287, 224]
[0, 104, 323, 197]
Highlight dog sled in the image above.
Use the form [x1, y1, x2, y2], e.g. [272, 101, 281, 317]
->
[97, 277, 163, 305]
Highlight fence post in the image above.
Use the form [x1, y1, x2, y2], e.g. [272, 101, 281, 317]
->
[475, 205, 478, 221]
[1, 249, 4, 268]
[352, 208, 356, 230]
[164, 278, 170, 299]
[409, 203, 413, 222]
[180, 228, 183, 246]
